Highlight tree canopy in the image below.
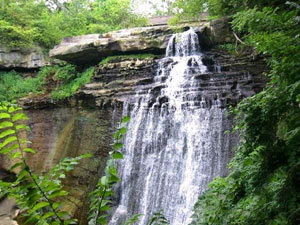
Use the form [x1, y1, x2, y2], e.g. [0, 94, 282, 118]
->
[0, 0, 147, 49]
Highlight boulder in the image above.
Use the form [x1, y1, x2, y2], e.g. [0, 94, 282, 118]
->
[0, 47, 50, 69]
[0, 169, 19, 225]
[208, 17, 233, 43]
[0, 199, 19, 225]
[0, 217, 19, 225]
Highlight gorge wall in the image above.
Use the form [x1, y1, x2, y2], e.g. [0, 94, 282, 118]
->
[0, 18, 268, 224]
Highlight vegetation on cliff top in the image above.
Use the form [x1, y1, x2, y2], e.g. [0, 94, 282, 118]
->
[170, 1, 300, 224]
[0, 0, 147, 49]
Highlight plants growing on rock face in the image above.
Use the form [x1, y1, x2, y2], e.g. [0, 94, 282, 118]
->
[88, 116, 130, 225]
[99, 54, 156, 65]
[0, 101, 91, 224]
[0, 65, 94, 101]
[0, 102, 169, 225]
[0, 70, 47, 101]
[50, 66, 94, 100]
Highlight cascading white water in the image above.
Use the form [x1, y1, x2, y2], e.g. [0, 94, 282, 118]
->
[110, 28, 235, 225]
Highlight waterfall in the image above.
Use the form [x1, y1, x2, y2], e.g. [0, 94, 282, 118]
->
[110, 28, 235, 225]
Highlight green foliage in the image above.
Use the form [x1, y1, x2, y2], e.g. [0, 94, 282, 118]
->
[88, 116, 130, 225]
[169, 0, 207, 24]
[0, 0, 62, 48]
[0, 101, 91, 224]
[190, 1, 300, 225]
[87, 0, 148, 34]
[0, 70, 46, 101]
[124, 214, 143, 225]
[217, 43, 239, 54]
[51, 66, 94, 100]
[0, 0, 148, 49]
[146, 211, 169, 225]
[0, 65, 94, 101]
[99, 54, 156, 65]
[171, 0, 288, 23]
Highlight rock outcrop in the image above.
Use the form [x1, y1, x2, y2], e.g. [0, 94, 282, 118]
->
[0, 47, 49, 69]
[78, 49, 267, 109]
[49, 19, 233, 65]
[0, 108, 120, 225]
[0, 169, 19, 225]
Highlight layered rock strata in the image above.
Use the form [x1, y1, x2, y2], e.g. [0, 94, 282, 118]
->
[0, 108, 120, 225]
[0, 47, 49, 70]
[78, 50, 267, 110]
[50, 18, 233, 66]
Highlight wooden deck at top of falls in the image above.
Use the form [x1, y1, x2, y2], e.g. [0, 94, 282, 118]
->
[49, 17, 232, 65]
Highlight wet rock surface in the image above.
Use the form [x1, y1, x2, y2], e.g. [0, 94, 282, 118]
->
[78, 49, 268, 109]
[25, 108, 119, 225]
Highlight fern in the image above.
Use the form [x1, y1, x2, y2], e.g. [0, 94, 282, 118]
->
[88, 116, 130, 225]
[0, 101, 91, 225]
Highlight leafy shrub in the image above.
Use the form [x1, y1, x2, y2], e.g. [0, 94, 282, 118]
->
[0, 0, 148, 49]
[0, 65, 94, 101]
[51, 66, 94, 100]
[0, 71, 46, 101]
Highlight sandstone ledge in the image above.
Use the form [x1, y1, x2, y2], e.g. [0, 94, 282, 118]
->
[49, 18, 233, 65]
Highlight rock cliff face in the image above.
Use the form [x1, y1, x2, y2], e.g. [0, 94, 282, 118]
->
[0, 19, 268, 224]
[49, 18, 233, 66]
[0, 107, 120, 225]
[78, 50, 267, 109]
[0, 47, 49, 70]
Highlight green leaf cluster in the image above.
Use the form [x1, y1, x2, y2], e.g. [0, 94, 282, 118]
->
[170, 0, 288, 23]
[146, 210, 169, 225]
[87, 0, 147, 34]
[99, 54, 156, 65]
[50, 66, 94, 100]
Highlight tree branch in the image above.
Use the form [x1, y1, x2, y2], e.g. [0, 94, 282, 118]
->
[233, 32, 246, 45]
